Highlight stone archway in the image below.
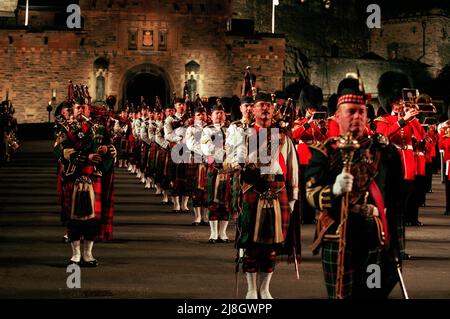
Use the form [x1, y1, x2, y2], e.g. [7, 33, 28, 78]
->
[119, 63, 172, 110]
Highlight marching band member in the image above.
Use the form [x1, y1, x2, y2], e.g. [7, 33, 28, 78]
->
[201, 104, 231, 243]
[236, 93, 300, 299]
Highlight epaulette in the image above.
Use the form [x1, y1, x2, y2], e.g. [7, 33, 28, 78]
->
[372, 133, 390, 148]
[231, 120, 244, 127]
[327, 116, 336, 121]
[309, 137, 337, 158]
[373, 116, 388, 123]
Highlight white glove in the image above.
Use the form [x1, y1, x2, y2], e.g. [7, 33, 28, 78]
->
[288, 200, 296, 212]
[332, 172, 354, 196]
[371, 205, 379, 217]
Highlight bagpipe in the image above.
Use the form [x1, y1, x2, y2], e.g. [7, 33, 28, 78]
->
[172, 113, 193, 130]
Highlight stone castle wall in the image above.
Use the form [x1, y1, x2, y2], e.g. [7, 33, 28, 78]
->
[0, 0, 285, 123]
[369, 11, 450, 76]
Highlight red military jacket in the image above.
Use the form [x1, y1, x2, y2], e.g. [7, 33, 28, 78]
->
[327, 116, 340, 138]
[292, 117, 326, 165]
[375, 114, 425, 180]
[439, 127, 450, 179]
[425, 127, 438, 163]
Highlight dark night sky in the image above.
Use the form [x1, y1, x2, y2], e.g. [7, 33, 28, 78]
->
[17, 0, 450, 13]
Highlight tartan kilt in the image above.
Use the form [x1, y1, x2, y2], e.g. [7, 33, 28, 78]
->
[155, 147, 168, 185]
[134, 141, 142, 165]
[320, 216, 387, 298]
[206, 164, 218, 203]
[147, 142, 158, 175]
[236, 181, 290, 249]
[140, 143, 149, 172]
[164, 149, 177, 189]
[100, 171, 114, 241]
[173, 162, 196, 194]
[322, 240, 355, 299]
[64, 175, 102, 221]
[127, 136, 136, 162]
[119, 136, 128, 159]
[192, 163, 208, 207]
[57, 163, 67, 223]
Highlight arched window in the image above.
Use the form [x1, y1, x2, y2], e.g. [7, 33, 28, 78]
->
[93, 57, 109, 101]
[185, 61, 200, 101]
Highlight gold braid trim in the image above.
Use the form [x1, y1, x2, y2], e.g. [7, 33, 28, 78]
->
[374, 116, 388, 123]
[309, 141, 328, 158]
[318, 186, 332, 210]
[306, 177, 320, 208]
[63, 148, 76, 161]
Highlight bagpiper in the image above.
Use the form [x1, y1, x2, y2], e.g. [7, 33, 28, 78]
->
[201, 103, 232, 243]
[57, 89, 116, 267]
[145, 107, 159, 190]
[226, 96, 255, 219]
[235, 93, 300, 299]
[164, 98, 192, 212]
[185, 106, 209, 225]
[113, 108, 131, 169]
[53, 100, 74, 242]
[154, 106, 172, 204]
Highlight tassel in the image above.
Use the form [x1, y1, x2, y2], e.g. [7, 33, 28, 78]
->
[260, 199, 275, 241]
[71, 177, 96, 220]
[253, 195, 284, 245]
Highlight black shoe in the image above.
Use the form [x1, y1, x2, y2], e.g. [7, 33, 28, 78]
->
[412, 221, 423, 226]
[81, 259, 98, 267]
[191, 222, 200, 226]
[208, 239, 216, 244]
[200, 221, 209, 226]
[67, 260, 81, 266]
[182, 209, 191, 214]
[217, 238, 230, 243]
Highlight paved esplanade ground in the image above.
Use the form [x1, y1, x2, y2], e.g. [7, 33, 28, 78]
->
[0, 140, 449, 299]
